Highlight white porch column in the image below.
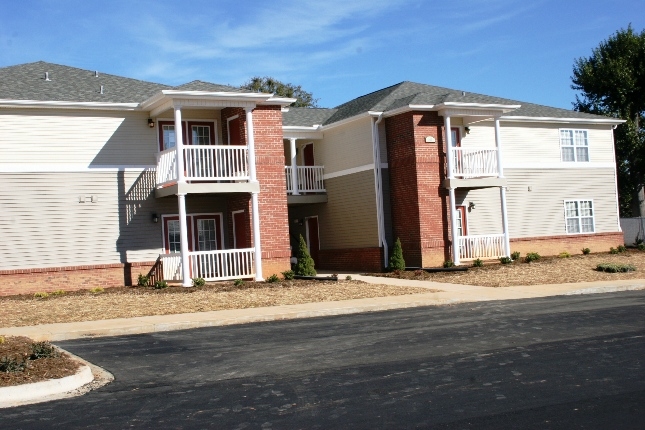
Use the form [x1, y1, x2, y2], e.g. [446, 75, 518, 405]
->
[494, 117, 511, 257]
[245, 107, 263, 281]
[177, 193, 192, 287]
[174, 105, 185, 182]
[289, 137, 299, 195]
[494, 118, 505, 178]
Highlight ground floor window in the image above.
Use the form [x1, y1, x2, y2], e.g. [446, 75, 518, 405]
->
[564, 200, 594, 234]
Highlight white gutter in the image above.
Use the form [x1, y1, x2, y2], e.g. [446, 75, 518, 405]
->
[371, 112, 389, 268]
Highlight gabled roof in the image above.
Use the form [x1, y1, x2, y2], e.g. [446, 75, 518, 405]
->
[285, 81, 614, 127]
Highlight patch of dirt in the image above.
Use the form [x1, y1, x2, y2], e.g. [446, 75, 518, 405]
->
[371, 251, 645, 287]
[0, 280, 429, 328]
[0, 336, 80, 387]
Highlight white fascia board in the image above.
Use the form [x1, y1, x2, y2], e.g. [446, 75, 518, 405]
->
[500, 115, 626, 125]
[0, 99, 140, 111]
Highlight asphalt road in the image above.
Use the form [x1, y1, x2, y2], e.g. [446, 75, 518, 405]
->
[2, 291, 645, 429]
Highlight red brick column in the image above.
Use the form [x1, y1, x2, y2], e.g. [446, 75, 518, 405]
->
[386, 111, 450, 267]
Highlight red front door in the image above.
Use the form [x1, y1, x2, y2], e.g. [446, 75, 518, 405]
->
[306, 217, 320, 266]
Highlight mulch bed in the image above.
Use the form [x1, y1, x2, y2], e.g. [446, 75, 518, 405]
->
[369, 250, 645, 287]
[0, 336, 80, 387]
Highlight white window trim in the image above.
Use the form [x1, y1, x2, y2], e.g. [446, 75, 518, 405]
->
[563, 199, 596, 234]
[559, 128, 590, 163]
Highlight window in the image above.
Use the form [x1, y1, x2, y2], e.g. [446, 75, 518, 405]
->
[565, 200, 594, 234]
[560, 129, 589, 162]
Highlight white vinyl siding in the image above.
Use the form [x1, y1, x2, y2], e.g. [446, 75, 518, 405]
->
[564, 200, 595, 233]
[560, 129, 589, 162]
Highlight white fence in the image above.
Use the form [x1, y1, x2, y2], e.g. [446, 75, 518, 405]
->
[459, 234, 506, 260]
[285, 166, 326, 194]
[156, 146, 249, 187]
[159, 249, 255, 282]
[452, 148, 499, 178]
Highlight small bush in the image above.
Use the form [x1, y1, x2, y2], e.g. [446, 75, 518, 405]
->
[582, 247, 591, 255]
[233, 279, 244, 287]
[33, 292, 49, 298]
[617, 244, 627, 253]
[31, 341, 58, 360]
[638, 243, 645, 251]
[137, 273, 150, 287]
[153, 281, 167, 290]
[282, 270, 295, 280]
[558, 251, 571, 258]
[266, 274, 279, 283]
[609, 247, 619, 254]
[0, 356, 26, 373]
[388, 238, 406, 271]
[345, 275, 352, 281]
[499, 256, 512, 264]
[525, 252, 541, 263]
[90, 287, 105, 294]
[473, 259, 484, 267]
[443, 260, 454, 268]
[511, 251, 521, 261]
[596, 263, 636, 273]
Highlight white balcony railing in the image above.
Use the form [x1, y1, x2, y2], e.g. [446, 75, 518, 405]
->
[160, 249, 255, 282]
[156, 146, 249, 187]
[285, 166, 326, 194]
[452, 148, 499, 178]
[459, 234, 506, 260]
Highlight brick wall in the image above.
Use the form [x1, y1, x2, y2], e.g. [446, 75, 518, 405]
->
[0, 261, 156, 296]
[318, 247, 383, 272]
[510, 232, 624, 257]
[386, 111, 451, 268]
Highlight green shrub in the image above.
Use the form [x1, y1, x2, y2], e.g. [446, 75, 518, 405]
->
[582, 247, 591, 255]
[596, 263, 636, 273]
[89, 287, 104, 294]
[388, 238, 406, 271]
[266, 274, 279, 283]
[282, 270, 295, 280]
[31, 341, 58, 360]
[0, 356, 26, 373]
[499, 256, 512, 264]
[617, 244, 627, 253]
[234, 279, 244, 287]
[511, 251, 521, 261]
[609, 247, 619, 254]
[558, 251, 571, 258]
[525, 252, 541, 263]
[345, 275, 352, 281]
[192, 277, 206, 287]
[443, 260, 454, 268]
[473, 259, 484, 267]
[638, 243, 645, 251]
[137, 273, 150, 287]
[33, 292, 49, 298]
[153, 280, 168, 290]
[295, 234, 317, 276]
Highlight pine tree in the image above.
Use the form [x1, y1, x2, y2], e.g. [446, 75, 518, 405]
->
[295, 234, 316, 276]
[388, 238, 406, 271]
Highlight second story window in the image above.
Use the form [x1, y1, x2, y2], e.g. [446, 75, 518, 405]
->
[560, 129, 589, 162]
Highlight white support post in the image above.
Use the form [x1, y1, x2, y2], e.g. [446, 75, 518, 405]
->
[449, 187, 460, 265]
[177, 193, 192, 287]
[494, 118, 504, 178]
[174, 105, 185, 182]
[289, 137, 299, 195]
[245, 107, 263, 281]
[500, 187, 511, 257]
[444, 115, 454, 179]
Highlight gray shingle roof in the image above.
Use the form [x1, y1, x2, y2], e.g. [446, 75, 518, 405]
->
[282, 107, 337, 127]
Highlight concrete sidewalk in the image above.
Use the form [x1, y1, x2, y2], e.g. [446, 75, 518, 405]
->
[2, 276, 645, 342]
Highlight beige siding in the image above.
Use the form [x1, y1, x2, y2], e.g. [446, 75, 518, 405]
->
[455, 188, 503, 235]
[505, 168, 619, 238]
[0, 109, 157, 167]
[317, 116, 374, 174]
[0, 171, 227, 270]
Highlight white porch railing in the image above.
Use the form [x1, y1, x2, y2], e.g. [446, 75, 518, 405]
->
[452, 148, 499, 178]
[159, 249, 255, 282]
[156, 146, 250, 187]
[459, 234, 506, 260]
[285, 166, 326, 194]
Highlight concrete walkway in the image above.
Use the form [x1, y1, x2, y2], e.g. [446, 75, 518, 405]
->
[2, 276, 645, 342]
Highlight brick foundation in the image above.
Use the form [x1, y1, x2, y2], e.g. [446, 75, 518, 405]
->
[317, 247, 384, 272]
[0, 261, 156, 296]
[510, 232, 624, 257]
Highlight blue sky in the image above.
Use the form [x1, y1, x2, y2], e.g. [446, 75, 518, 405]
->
[0, 0, 643, 109]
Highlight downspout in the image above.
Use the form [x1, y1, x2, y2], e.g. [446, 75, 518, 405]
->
[371, 112, 388, 268]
